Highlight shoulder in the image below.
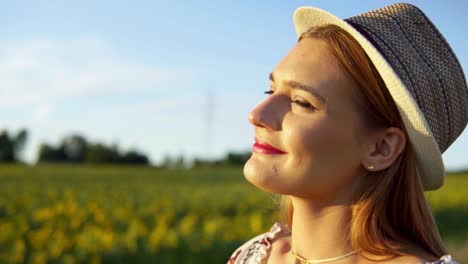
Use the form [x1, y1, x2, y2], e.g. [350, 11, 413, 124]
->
[227, 222, 291, 264]
[377, 253, 459, 264]
[422, 254, 459, 264]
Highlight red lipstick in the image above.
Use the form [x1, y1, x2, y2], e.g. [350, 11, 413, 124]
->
[253, 137, 287, 154]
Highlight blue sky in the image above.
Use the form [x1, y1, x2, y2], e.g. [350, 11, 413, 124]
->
[2, 0, 467, 170]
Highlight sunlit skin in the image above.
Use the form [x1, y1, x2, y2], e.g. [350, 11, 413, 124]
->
[242, 38, 434, 263]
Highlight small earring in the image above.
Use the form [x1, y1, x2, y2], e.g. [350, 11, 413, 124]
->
[367, 164, 375, 170]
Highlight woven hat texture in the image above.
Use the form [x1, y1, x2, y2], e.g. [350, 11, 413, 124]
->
[294, 3, 468, 190]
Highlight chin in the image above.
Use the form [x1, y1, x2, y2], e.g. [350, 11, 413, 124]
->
[243, 156, 286, 194]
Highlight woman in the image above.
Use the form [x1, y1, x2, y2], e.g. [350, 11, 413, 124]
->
[228, 3, 466, 264]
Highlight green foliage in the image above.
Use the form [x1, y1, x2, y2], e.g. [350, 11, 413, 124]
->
[0, 164, 466, 263]
[190, 150, 251, 169]
[37, 133, 149, 165]
[0, 128, 29, 162]
[85, 143, 121, 163]
[225, 152, 251, 166]
[38, 143, 67, 162]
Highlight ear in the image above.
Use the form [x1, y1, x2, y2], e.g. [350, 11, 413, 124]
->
[362, 127, 406, 171]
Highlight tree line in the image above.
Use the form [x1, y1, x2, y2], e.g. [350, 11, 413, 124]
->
[0, 128, 252, 167]
[0, 128, 148, 165]
[38, 134, 149, 165]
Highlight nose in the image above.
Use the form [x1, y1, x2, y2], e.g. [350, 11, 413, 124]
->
[248, 96, 283, 131]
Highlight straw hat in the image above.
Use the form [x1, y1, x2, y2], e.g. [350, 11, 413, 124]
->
[293, 3, 467, 191]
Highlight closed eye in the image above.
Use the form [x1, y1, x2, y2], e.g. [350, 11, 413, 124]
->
[264, 90, 315, 110]
[292, 99, 313, 109]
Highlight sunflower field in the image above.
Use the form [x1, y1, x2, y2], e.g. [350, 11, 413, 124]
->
[0, 164, 466, 263]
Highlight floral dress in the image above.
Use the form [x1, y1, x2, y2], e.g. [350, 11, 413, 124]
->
[227, 222, 459, 264]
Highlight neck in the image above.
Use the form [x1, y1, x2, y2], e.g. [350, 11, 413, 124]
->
[289, 194, 359, 264]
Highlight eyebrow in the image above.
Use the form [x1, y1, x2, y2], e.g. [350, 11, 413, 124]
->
[269, 72, 327, 104]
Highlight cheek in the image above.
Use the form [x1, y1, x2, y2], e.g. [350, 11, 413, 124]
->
[286, 116, 361, 183]
[319, 123, 352, 158]
[286, 117, 331, 161]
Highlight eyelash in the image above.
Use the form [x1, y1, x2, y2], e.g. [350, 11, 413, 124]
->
[263, 90, 314, 110]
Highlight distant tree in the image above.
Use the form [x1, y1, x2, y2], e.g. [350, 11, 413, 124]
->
[85, 143, 120, 163]
[38, 143, 67, 162]
[62, 134, 88, 162]
[0, 131, 14, 162]
[0, 128, 29, 163]
[224, 151, 251, 165]
[120, 150, 149, 165]
[38, 135, 94, 163]
[13, 129, 28, 160]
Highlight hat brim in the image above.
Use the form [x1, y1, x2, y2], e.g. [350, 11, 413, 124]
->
[293, 7, 444, 191]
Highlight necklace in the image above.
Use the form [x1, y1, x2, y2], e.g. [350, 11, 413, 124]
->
[291, 249, 358, 263]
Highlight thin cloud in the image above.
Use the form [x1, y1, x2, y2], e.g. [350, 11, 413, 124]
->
[33, 103, 54, 122]
[0, 36, 195, 109]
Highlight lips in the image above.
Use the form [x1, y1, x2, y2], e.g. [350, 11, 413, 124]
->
[253, 137, 287, 154]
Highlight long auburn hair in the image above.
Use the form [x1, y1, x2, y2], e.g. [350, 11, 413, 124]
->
[277, 24, 447, 259]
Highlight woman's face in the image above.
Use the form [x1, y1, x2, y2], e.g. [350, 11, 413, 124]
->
[243, 38, 373, 199]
